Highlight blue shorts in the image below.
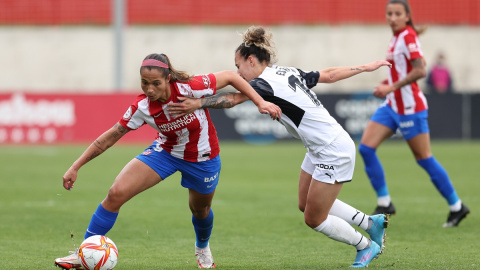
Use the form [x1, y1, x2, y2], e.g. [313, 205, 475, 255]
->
[136, 143, 221, 194]
[370, 105, 429, 140]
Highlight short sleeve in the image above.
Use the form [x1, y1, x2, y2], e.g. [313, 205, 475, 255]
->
[249, 78, 274, 96]
[297, 69, 320, 89]
[403, 33, 422, 60]
[185, 74, 217, 98]
[118, 95, 147, 130]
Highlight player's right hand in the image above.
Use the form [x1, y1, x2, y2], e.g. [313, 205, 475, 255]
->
[63, 168, 78, 190]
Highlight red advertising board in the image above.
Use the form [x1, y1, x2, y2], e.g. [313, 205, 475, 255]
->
[1, 0, 479, 25]
[0, 93, 156, 144]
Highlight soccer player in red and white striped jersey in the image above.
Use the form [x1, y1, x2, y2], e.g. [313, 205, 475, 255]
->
[120, 72, 220, 162]
[359, 0, 469, 227]
[54, 53, 281, 270]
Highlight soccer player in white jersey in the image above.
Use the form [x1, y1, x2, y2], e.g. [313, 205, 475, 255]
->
[54, 53, 281, 269]
[358, 0, 469, 227]
[168, 26, 392, 268]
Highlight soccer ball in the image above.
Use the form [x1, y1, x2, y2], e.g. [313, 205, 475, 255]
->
[78, 235, 118, 270]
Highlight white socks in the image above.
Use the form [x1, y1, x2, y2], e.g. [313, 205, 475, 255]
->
[450, 200, 462, 212]
[313, 215, 370, 251]
[329, 199, 370, 231]
[377, 195, 391, 207]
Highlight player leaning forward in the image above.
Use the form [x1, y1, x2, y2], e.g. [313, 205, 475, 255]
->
[168, 26, 392, 268]
[54, 53, 281, 269]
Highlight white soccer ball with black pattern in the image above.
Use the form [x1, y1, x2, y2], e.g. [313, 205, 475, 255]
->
[78, 235, 118, 270]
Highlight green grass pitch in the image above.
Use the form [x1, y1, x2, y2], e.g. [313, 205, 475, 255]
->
[0, 140, 478, 269]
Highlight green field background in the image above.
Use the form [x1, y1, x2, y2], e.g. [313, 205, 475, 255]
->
[0, 140, 478, 269]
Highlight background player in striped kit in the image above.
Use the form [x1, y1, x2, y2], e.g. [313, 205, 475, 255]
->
[358, 0, 470, 227]
[168, 26, 392, 268]
[54, 53, 281, 269]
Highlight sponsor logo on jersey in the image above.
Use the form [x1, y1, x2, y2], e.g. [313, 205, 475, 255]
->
[202, 75, 211, 88]
[316, 163, 335, 170]
[204, 172, 219, 183]
[123, 106, 133, 120]
[158, 113, 197, 132]
[154, 111, 163, 118]
[408, 43, 419, 53]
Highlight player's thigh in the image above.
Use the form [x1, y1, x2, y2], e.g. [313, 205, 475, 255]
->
[361, 106, 397, 148]
[298, 169, 313, 212]
[109, 158, 162, 203]
[361, 121, 395, 148]
[407, 133, 432, 160]
[400, 111, 432, 160]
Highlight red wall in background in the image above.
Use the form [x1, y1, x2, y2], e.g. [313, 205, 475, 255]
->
[0, 0, 478, 25]
[0, 93, 156, 144]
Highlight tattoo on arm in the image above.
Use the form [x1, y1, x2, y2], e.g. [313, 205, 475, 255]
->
[87, 123, 127, 161]
[350, 68, 362, 71]
[395, 58, 424, 88]
[411, 58, 423, 69]
[201, 92, 236, 109]
[93, 139, 106, 151]
[406, 59, 424, 84]
[86, 140, 104, 161]
[112, 123, 128, 139]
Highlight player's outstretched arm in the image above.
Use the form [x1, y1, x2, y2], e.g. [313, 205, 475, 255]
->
[63, 122, 129, 190]
[318, 60, 392, 84]
[213, 70, 281, 119]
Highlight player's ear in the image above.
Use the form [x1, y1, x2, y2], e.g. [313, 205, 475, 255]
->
[248, 55, 255, 67]
[166, 73, 172, 82]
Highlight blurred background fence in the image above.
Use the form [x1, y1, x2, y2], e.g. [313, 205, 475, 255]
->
[0, 0, 478, 144]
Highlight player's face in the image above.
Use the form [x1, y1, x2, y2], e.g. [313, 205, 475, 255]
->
[140, 68, 171, 102]
[234, 51, 258, 82]
[386, 3, 410, 33]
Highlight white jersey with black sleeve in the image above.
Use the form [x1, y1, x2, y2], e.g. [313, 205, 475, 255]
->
[250, 65, 345, 153]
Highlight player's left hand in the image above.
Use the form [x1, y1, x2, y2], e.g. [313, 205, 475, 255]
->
[258, 100, 281, 120]
[167, 96, 202, 118]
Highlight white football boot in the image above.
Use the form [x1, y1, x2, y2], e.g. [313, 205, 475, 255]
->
[54, 249, 84, 270]
[195, 244, 216, 268]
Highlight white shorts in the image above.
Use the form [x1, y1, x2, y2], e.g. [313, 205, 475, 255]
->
[301, 130, 355, 184]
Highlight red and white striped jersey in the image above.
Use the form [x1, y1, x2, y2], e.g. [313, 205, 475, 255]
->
[385, 25, 428, 115]
[119, 74, 219, 162]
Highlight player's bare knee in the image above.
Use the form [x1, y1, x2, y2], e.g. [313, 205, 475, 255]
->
[104, 186, 128, 210]
[190, 205, 211, 220]
[304, 216, 319, 229]
[304, 212, 327, 229]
